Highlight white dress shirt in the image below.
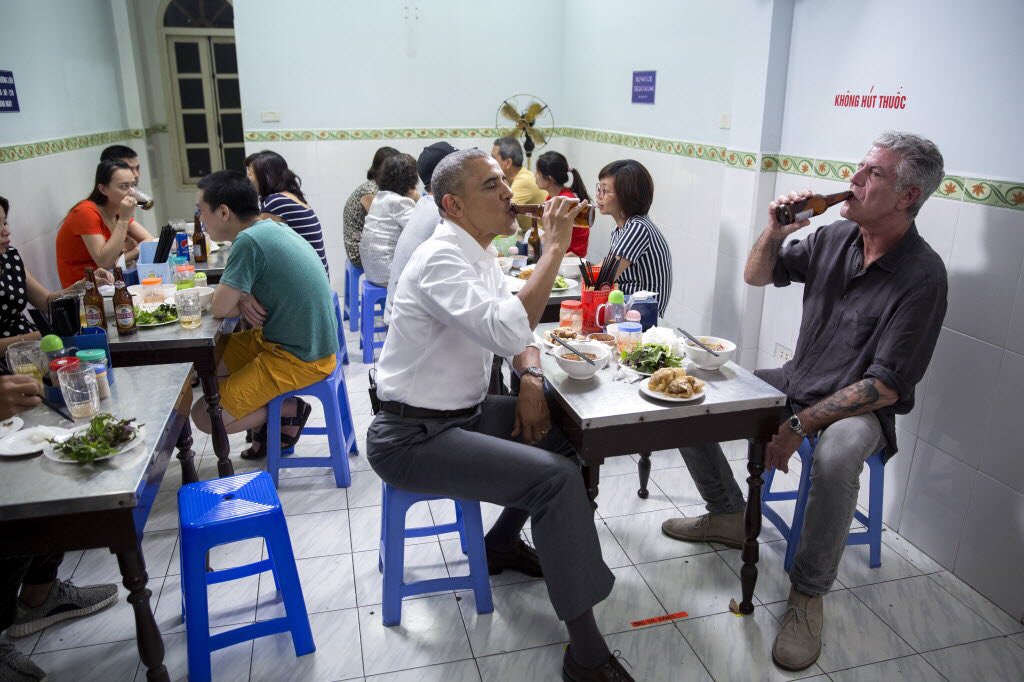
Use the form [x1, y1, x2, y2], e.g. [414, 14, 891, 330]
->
[376, 220, 535, 410]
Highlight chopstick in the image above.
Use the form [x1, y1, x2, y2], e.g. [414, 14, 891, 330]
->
[676, 327, 720, 357]
[549, 334, 597, 366]
[28, 309, 54, 337]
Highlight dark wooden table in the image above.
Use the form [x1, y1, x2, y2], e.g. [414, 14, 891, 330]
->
[0, 364, 199, 682]
[537, 323, 787, 614]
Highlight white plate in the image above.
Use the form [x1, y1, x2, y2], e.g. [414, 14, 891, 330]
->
[551, 278, 578, 292]
[0, 416, 24, 439]
[208, 241, 222, 253]
[136, 303, 179, 327]
[639, 380, 706, 402]
[43, 424, 147, 464]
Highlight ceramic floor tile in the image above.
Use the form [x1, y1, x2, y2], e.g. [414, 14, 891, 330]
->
[427, 499, 517, 534]
[154, 573, 258, 634]
[276, 472, 350, 515]
[358, 594, 473, 676]
[169, 536, 264, 577]
[283, 509, 352, 558]
[146, 490, 180, 531]
[601, 452, 646, 476]
[765, 590, 914, 672]
[250, 608, 364, 681]
[365, 659, 481, 682]
[923, 637, 1024, 681]
[54, 550, 82, 581]
[835, 542, 923, 588]
[34, 579, 161, 653]
[73, 528, 177, 584]
[604, 508, 717, 564]
[256, 552, 357, 621]
[718, 540, 806, 605]
[636, 552, 746, 618]
[349, 503, 435, 553]
[1012, 632, 1024, 649]
[852, 575, 1001, 651]
[927, 571, 1024, 635]
[30, 639, 143, 682]
[593, 565, 671, 636]
[476, 643, 566, 682]
[827, 655, 945, 682]
[881, 530, 945, 575]
[630, 448, 684, 471]
[347, 468, 384, 508]
[457, 579, 565, 657]
[353, 542, 451, 607]
[676, 606, 824, 681]
[639, 466, 709, 510]
[134, 624, 253, 682]
[593, 472, 675, 518]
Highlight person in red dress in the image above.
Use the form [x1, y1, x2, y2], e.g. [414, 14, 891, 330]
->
[535, 151, 592, 258]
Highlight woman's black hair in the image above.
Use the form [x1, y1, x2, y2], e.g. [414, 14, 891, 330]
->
[374, 153, 418, 195]
[368, 146, 401, 181]
[0, 195, 8, 215]
[597, 159, 654, 217]
[243, 150, 306, 203]
[536, 151, 592, 204]
[87, 160, 133, 205]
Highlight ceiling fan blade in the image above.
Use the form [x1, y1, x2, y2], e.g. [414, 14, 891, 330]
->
[500, 101, 520, 122]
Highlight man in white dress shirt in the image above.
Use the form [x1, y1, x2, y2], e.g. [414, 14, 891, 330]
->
[367, 149, 633, 682]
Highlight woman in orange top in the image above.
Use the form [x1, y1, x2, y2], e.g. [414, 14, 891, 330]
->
[55, 160, 154, 286]
[534, 151, 592, 257]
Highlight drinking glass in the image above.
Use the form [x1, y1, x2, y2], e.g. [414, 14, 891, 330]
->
[6, 341, 45, 388]
[174, 288, 202, 330]
[57, 366, 100, 419]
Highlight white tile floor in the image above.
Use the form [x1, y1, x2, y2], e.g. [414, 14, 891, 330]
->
[13, 329, 1024, 681]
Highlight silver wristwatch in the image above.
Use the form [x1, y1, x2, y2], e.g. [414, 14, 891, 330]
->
[522, 367, 544, 379]
[788, 414, 808, 438]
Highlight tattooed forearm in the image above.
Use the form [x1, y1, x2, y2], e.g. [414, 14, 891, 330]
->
[799, 378, 898, 434]
[744, 230, 787, 286]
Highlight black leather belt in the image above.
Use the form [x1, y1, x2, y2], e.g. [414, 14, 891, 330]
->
[379, 400, 480, 420]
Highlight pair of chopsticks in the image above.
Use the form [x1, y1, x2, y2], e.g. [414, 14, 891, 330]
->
[593, 254, 621, 290]
[578, 258, 594, 288]
[0, 358, 74, 421]
[549, 333, 597, 366]
[676, 327, 720, 357]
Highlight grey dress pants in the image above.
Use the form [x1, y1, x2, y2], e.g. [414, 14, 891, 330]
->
[366, 394, 615, 622]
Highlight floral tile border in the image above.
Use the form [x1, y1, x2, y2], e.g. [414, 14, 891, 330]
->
[0, 128, 145, 164]
[244, 127, 505, 142]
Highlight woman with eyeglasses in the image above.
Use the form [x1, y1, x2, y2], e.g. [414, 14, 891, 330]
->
[595, 159, 673, 315]
[534, 150, 592, 257]
[55, 160, 154, 286]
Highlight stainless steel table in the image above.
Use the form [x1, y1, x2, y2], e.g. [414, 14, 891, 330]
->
[193, 244, 229, 284]
[107, 314, 239, 478]
[0, 364, 197, 682]
[537, 322, 787, 615]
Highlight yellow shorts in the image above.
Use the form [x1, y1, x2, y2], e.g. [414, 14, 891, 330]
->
[219, 329, 337, 419]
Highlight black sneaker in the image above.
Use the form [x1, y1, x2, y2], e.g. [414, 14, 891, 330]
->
[562, 648, 635, 681]
[486, 539, 543, 577]
[0, 632, 47, 681]
[7, 580, 117, 638]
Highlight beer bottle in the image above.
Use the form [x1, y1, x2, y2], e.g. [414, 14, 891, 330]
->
[775, 191, 854, 226]
[83, 267, 106, 328]
[513, 202, 595, 228]
[527, 222, 542, 265]
[192, 213, 208, 264]
[112, 266, 137, 336]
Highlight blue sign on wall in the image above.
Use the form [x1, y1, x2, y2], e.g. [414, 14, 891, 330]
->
[0, 71, 19, 112]
[632, 70, 656, 104]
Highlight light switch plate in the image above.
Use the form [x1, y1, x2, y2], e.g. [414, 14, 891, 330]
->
[260, 111, 280, 123]
[719, 113, 732, 129]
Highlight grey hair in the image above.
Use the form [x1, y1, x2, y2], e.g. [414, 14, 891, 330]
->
[432, 148, 491, 213]
[493, 137, 524, 167]
[872, 131, 944, 218]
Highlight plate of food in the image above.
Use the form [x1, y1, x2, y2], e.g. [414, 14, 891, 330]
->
[541, 326, 583, 347]
[620, 343, 684, 376]
[0, 424, 66, 458]
[516, 267, 577, 291]
[135, 303, 178, 327]
[640, 367, 706, 402]
[43, 414, 145, 464]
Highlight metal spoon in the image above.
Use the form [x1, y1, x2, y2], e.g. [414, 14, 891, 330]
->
[676, 327, 720, 357]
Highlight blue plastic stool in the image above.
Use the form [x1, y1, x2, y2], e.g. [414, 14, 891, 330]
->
[378, 483, 493, 626]
[762, 436, 886, 571]
[344, 260, 363, 332]
[266, 292, 357, 488]
[359, 281, 388, 364]
[177, 472, 314, 682]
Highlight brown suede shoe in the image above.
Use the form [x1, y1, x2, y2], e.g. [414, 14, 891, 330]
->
[772, 587, 824, 671]
[661, 512, 745, 549]
[562, 648, 635, 681]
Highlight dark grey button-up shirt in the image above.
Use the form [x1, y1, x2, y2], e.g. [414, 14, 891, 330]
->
[768, 220, 947, 459]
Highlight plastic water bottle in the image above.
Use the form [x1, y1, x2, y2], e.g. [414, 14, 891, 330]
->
[599, 289, 627, 329]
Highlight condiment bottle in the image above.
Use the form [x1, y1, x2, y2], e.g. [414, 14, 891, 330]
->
[49, 356, 80, 387]
[76, 349, 111, 400]
[616, 321, 642, 355]
[558, 300, 583, 333]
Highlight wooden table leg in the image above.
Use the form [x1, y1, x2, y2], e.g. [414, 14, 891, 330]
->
[582, 462, 601, 512]
[198, 363, 233, 478]
[176, 420, 199, 485]
[636, 451, 652, 499]
[738, 438, 766, 614]
[116, 547, 169, 682]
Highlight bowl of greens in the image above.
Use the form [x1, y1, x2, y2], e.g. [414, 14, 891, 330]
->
[135, 303, 179, 327]
[45, 414, 145, 464]
[620, 342, 683, 375]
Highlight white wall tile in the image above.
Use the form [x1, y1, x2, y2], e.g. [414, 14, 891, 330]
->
[916, 328, 1003, 468]
[858, 427, 917, 532]
[1006, 260, 1024, 356]
[914, 196, 960, 269]
[718, 168, 757, 260]
[979, 350, 1024, 495]
[944, 202, 1024, 346]
[954, 472, 1024, 620]
[710, 252, 744, 342]
[899, 440, 976, 570]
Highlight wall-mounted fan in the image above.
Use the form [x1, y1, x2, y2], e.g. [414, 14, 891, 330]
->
[495, 94, 555, 168]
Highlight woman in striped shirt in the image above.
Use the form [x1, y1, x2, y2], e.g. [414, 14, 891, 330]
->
[596, 159, 673, 316]
[244, 150, 329, 275]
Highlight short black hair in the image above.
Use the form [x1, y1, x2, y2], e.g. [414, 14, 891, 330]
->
[100, 144, 138, 162]
[197, 170, 260, 220]
[0, 195, 9, 215]
[244, 149, 306, 203]
[431, 148, 490, 213]
[493, 137, 524, 167]
[87, 160, 133, 206]
[598, 159, 654, 217]
[367, 146, 401, 181]
[374, 153, 418, 195]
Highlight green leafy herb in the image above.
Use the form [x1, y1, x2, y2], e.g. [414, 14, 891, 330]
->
[50, 413, 141, 463]
[134, 303, 178, 325]
[621, 343, 682, 374]
[553, 275, 568, 289]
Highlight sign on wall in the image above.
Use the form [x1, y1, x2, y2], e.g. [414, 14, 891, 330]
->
[0, 71, 19, 112]
[632, 70, 656, 104]
[833, 85, 907, 110]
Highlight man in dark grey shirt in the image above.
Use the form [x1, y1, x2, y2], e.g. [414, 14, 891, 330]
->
[662, 132, 948, 672]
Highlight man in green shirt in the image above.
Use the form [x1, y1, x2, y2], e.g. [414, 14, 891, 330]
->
[190, 170, 339, 459]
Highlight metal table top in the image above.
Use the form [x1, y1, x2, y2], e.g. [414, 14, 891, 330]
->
[106, 313, 237, 352]
[193, 244, 229, 276]
[0, 364, 193, 521]
[537, 323, 786, 430]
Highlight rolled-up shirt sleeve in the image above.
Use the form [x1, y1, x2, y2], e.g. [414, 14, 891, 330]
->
[864, 281, 947, 401]
[416, 246, 534, 357]
[772, 228, 820, 287]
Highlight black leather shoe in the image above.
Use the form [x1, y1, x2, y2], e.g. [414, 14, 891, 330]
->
[486, 539, 543, 577]
[562, 649, 635, 681]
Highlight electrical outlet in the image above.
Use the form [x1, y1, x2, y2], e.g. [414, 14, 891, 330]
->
[260, 111, 280, 123]
[774, 343, 793, 362]
[719, 113, 732, 129]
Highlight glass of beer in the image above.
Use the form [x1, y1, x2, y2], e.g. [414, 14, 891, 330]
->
[6, 341, 45, 388]
[174, 288, 202, 330]
[57, 366, 100, 419]
[129, 187, 155, 210]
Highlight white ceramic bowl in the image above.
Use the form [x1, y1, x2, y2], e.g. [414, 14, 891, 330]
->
[496, 257, 513, 275]
[163, 286, 215, 310]
[554, 342, 610, 380]
[128, 283, 176, 302]
[682, 335, 736, 370]
[559, 257, 583, 278]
